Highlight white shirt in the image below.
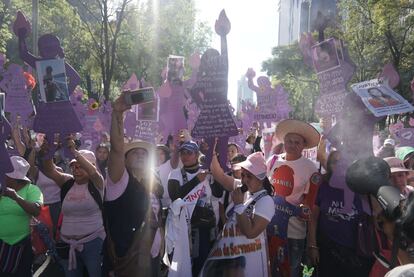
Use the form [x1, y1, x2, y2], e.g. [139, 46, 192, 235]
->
[267, 154, 317, 239]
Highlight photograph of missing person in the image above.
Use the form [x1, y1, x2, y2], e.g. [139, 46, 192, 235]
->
[167, 55, 185, 85]
[36, 58, 70, 103]
[311, 38, 341, 74]
[0, 93, 5, 121]
[366, 87, 401, 108]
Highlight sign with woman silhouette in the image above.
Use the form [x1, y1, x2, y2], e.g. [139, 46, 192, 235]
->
[351, 79, 414, 117]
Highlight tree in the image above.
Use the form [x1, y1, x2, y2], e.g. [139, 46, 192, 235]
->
[262, 43, 319, 122]
[338, 0, 414, 99]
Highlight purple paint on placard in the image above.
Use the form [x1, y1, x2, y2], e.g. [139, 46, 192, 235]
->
[33, 102, 82, 134]
[1, 63, 35, 127]
[0, 117, 14, 180]
[14, 12, 80, 95]
[190, 10, 238, 170]
[157, 53, 200, 139]
[246, 68, 291, 127]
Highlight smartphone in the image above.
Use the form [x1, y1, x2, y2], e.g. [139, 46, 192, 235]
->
[124, 87, 155, 106]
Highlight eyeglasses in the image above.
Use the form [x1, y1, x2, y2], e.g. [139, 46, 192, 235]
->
[70, 164, 82, 171]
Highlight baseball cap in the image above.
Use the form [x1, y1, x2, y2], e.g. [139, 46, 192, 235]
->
[234, 152, 267, 180]
[179, 141, 199, 153]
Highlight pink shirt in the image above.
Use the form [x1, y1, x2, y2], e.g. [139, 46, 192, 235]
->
[61, 182, 105, 238]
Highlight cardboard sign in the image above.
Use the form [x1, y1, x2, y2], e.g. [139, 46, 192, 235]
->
[246, 69, 291, 127]
[167, 55, 185, 85]
[351, 79, 414, 117]
[36, 58, 70, 103]
[33, 102, 82, 134]
[201, 201, 270, 277]
[0, 63, 35, 127]
[0, 117, 14, 180]
[304, 38, 355, 117]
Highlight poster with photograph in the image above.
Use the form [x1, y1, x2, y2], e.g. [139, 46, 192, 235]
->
[311, 38, 342, 74]
[167, 55, 184, 84]
[36, 58, 70, 103]
[351, 79, 414, 117]
[0, 93, 5, 120]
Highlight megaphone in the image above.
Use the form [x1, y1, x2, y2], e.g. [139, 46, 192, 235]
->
[346, 156, 402, 219]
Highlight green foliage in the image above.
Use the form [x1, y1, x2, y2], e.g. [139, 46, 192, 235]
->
[113, 0, 212, 89]
[262, 43, 319, 122]
[263, 0, 414, 122]
[0, 0, 211, 101]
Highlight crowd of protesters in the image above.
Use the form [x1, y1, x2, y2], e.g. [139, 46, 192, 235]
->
[0, 93, 414, 277]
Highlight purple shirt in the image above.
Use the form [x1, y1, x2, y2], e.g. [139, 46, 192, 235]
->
[316, 178, 363, 248]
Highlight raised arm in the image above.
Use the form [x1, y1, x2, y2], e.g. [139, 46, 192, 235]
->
[108, 94, 131, 183]
[39, 140, 71, 187]
[18, 34, 37, 68]
[210, 153, 235, 191]
[67, 138, 104, 190]
[10, 125, 26, 157]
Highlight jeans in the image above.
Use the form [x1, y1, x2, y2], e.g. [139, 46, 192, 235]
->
[60, 237, 103, 277]
[288, 238, 305, 277]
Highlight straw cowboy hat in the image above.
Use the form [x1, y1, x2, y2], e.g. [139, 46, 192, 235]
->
[124, 140, 155, 155]
[275, 119, 320, 149]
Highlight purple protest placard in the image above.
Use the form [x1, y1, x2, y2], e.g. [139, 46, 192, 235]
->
[301, 37, 355, 117]
[0, 117, 14, 182]
[0, 63, 35, 127]
[157, 53, 200, 139]
[14, 11, 82, 142]
[121, 75, 159, 143]
[245, 68, 291, 127]
[189, 10, 238, 169]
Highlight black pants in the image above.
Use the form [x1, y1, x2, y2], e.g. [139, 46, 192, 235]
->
[0, 237, 33, 277]
[317, 233, 374, 277]
[192, 228, 213, 277]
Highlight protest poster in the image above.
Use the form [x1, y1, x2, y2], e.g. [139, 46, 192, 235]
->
[301, 37, 355, 117]
[200, 202, 270, 277]
[245, 68, 291, 128]
[190, 10, 238, 170]
[351, 79, 414, 117]
[36, 58, 70, 103]
[0, 63, 35, 127]
[167, 55, 184, 85]
[0, 116, 14, 181]
[158, 53, 200, 139]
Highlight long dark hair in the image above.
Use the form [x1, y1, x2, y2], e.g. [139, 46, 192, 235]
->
[325, 150, 340, 180]
[262, 177, 274, 196]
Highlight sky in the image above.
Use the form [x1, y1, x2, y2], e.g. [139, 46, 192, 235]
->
[194, 0, 278, 109]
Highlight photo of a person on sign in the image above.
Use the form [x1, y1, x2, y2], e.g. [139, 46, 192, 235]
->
[312, 39, 340, 73]
[367, 87, 400, 108]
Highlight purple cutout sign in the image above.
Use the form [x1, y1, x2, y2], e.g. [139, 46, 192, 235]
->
[302, 37, 355, 117]
[14, 11, 82, 138]
[157, 53, 200, 139]
[245, 68, 291, 127]
[190, 10, 238, 170]
[0, 63, 35, 127]
[0, 117, 14, 183]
